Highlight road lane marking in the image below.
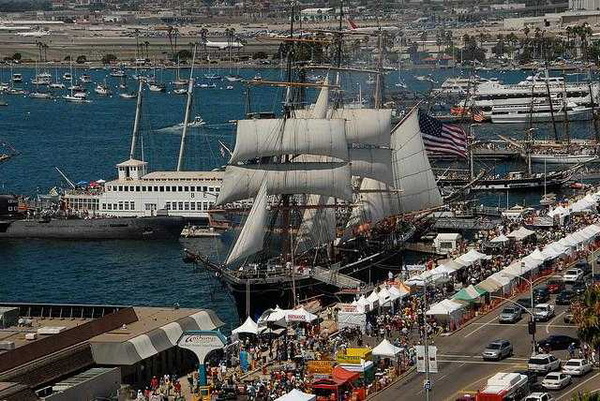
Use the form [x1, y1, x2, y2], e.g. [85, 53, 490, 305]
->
[438, 359, 523, 365]
[546, 311, 566, 334]
[464, 317, 497, 338]
[556, 371, 600, 400]
[416, 364, 464, 396]
[469, 322, 574, 329]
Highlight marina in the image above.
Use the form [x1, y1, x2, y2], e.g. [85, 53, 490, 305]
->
[6, 5, 600, 400]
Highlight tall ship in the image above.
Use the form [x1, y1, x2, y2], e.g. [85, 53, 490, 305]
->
[468, 72, 599, 118]
[185, 73, 444, 318]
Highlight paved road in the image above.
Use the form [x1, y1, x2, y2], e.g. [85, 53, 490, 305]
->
[373, 278, 600, 401]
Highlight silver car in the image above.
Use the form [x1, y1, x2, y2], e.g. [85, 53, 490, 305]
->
[482, 340, 513, 360]
[499, 307, 523, 323]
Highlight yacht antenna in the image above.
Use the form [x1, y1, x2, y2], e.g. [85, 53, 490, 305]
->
[177, 45, 197, 171]
[129, 79, 144, 159]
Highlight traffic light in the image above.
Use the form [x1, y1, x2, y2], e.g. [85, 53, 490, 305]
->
[528, 320, 536, 335]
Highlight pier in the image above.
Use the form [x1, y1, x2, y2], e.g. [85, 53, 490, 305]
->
[309, 266, 366, 290]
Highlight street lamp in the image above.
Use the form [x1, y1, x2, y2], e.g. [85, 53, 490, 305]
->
[415, 272, 448, 401]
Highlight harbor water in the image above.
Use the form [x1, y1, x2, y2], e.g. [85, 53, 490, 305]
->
[0, 66, 598, 328]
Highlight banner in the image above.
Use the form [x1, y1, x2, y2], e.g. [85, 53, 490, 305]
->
[415, 345, 437, 373]
[428, 346, 438, 373]
[307, 360, 335, 375]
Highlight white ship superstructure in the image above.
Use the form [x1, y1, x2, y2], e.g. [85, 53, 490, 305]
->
[471, 73, 599, 116]
[63, 160, 222, 218]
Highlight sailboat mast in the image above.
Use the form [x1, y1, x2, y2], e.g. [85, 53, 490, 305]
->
[374, 29, 383, 109]
[129, 79, 144, 159]
[543, 67, 559, 142]
[561, 78, 570, 143]
[176, 46, 197, 171]
[588, 76, 600, 143]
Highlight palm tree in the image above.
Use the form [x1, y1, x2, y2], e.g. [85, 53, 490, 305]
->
[200, 28, 209, 61]
[572, 284, 600, 350]
[144, 41, 150, 59]
[572, 391, 600, 401]
[420, 31, 428, 53]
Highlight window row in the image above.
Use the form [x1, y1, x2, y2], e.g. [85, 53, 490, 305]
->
[102, 201, 136, 211]
[107, 185, 220, 193]
[165, 201, 215, 211]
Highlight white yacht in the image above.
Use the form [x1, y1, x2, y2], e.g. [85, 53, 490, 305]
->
[435, 76, 486, 96]
[471, 72, 598, 117]
[490, 100, 591, 124]
[94, 83, 112, 96]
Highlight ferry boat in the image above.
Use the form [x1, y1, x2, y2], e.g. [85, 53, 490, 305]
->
[435, 76, 485, 96]
[491, 101, 591, 124]
[63, 161, 222, 220]
[469, 72, 599, 118]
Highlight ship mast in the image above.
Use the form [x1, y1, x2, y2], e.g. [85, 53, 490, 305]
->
[129, 79, 144, 159]
[176, 45, 197, 171]
[541, 33, 559, 142]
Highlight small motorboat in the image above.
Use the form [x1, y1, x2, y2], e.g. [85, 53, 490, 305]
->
[49, 82, 65, 89]
[94, 84, 112, 96]
[109, 69, 126, 78]
[225, 85, 234, 90]
[204, 73, 222, 80]
[29, 92, 53, 100]
[63, 72, 73, 80]
[148, 82, 166, 92]
[224, 75, 243, 82]
[64, 92, 91, 103]
[119, 92, 137, 99]
[12, 73, 22, 83]
[79, 74, 92, 83]
[173, 87, 187, 95]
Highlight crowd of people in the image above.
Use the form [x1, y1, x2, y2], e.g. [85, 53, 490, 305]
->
[132, 189, 600, 401]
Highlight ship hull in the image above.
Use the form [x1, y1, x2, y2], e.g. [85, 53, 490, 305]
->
[438, 174, 571, 191]
[0, 216, 186, 240]
[529, 154, 597, 164]
[220, 248, 401, 319]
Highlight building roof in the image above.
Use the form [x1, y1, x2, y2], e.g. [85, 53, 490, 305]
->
[90, 307, 224, 365]
[141, 171, 224, 180]
[116, 158, 148, 167]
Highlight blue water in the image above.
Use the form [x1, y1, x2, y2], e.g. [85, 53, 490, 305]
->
[0, 66, 597, 328]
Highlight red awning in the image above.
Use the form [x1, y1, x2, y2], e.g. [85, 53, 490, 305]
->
[332, 366, 360, 384]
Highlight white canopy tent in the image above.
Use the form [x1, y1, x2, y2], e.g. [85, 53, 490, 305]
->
[542, 242, 568, 260]
[372, 338, 403, 358]
[275, 389, 316, 401]
[528, 248, 547, 262]
[426, 299, 464, 316]
[388, 285, 407, 301]
[232, 316, 259, 335]
[455, 249, 491, 266]
[285, 307, 318, 323]
[490, 234, 510, 244]
[507, 227, 535, 241]
[548, 205, 571, 219]
[366, 291, 380, 309]
[258, 307, 288, 326]
[377, 287, 393, 306]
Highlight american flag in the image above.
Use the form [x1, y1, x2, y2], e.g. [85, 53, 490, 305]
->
[418, 110, 468, 159]
[471, 107, 486, 123]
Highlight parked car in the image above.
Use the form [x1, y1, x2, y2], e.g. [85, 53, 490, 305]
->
[534, 304, 555, 322]
[499, 307, 523, 323]
[528, 354, 561, 373]
[563, 268, 584, 283]
[482, 339, 513, 361]
[576, 259, 591, 274]
[515, 369, 538, 386]
[533, 287, 551, 303]
[524, 393, 554, 401]
[572, 282, 587, 295]
[562, 359, 593, 376]
[541, 372, 571, 390]
[546, 278, 565, 294]
[556, 290, 575, 305]
[538, 335, 580, 351]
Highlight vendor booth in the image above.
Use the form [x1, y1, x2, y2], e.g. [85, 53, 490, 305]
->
[275, 389, 316, 401]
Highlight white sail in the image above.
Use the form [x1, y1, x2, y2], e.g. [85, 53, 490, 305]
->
[349, 148, 393, 185]
[295, 195, 336, 253]
[331, 109, 392, 147]
[391, 109, 443, 213]
[294, 108, 392, 147]
[348, 178, 400, 227]
[311, 76, 329, 118]
[216, 162, 352, 205]
[230, 118, 348, 163]
[226, 182, 269, 265]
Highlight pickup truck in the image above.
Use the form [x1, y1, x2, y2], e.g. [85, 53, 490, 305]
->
[534, 304, 555, 322]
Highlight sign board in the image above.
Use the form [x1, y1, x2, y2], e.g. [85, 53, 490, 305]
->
[415, 345, 438, 373]
[177, 330, 227, 386]
[339, 304, 359, 313]
[336, 348, 372, 364]
[307, 360, 335, 375]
